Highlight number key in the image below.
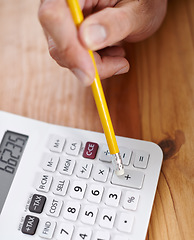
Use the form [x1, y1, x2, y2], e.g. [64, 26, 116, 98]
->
[87, 184, 104, 203]
[105, 188, 121, 207]
[55, 222, 74, 240]
[99, 209, 116, 229]
[63, 201, 80, 221]
[70, 180, 87, 199]
[93, 230, 110, 240]
[81, 205, 98, 225]
[74, 227, 92, 240]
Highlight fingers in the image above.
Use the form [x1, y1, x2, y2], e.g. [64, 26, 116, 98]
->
[98, 46, 126, 58]
[38, 0, 130, 84]
[92, 45, 129, 79]
[94, 52, 129, 80]
[79, 0, 167, 51]
[38, 0, 95, 85]
[38, 0, 167, 84]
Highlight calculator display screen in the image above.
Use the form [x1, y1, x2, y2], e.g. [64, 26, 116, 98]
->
[0, 131, 28, 214]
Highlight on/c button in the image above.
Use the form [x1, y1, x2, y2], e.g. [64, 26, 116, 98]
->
[83, 142, 99, 159]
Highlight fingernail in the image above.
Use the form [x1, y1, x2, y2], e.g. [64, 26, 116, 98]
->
[72, 68, 92, 86]
[114, 66, 129, 75]
[83, 24, 107, 49]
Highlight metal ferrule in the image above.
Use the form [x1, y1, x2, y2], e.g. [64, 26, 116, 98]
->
[112, 152, 124, 176]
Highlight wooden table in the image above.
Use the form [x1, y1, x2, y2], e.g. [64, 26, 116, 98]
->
[0, 0, 193, 239]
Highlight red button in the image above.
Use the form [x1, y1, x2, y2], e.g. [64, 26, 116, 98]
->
[83, 142, 99, 159]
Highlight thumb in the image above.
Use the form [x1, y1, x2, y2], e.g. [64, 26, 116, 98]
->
[79, 1, 167, 50]
[79, 6, 131, 51]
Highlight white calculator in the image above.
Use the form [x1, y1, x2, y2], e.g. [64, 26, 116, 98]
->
[0, 111, 163, 240]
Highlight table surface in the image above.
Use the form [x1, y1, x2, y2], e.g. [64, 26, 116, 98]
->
[0, 0, 194, 239]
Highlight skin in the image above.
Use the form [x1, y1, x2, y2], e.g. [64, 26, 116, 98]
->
[39, 0, 168, 85]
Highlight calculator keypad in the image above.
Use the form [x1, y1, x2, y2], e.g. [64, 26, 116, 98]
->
[22, 135, 151, 240]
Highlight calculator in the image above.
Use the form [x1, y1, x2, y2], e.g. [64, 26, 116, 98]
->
[0, 111, 163, 240]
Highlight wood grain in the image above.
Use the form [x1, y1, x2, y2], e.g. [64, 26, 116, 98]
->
[0, 0, 193, 239]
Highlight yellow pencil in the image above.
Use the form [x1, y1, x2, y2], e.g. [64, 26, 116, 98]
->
[67, 0, 124, 176]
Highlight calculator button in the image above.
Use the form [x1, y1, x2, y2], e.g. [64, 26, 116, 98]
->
[55, 222, 74, 240]
[63, 201, 81, 221]
[29, 194, 46, 213]
[76, 161, 93, 179]
[38, 219, 56, 239]
[123, 191, 139, 210]
[48, 134, 65, 153]
[52, 176, 69, 196]
[99, 209, 116, 229]
[45, 197, 63, 218]
[65, 138, 82, 156]
[35, 173, 53, 192]
[105, 188, 121, 207]
[99, 145, 112, 163]
[22, 215, 39, 235]
[81, 205, 98, 225]
[73, 227, 92, 240]
[93, 164, 109, 183]
[120, 147, 132, 166]
[58, 157, 76, 175]
[117, 212, 134, 233]
[133, 151, 150, 169]
[111, 169, 145, 189]
[83, 142, 99, 159]
[41, 153, 59, 172]
[112, 236, 129, 240]
[87, 184, 104, 203]
[99, 145, 132, 166]
[70, 180, 87, 199]
[93, 230, 110, 240]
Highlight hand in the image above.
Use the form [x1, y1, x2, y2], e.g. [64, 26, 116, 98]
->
[39, 0, 167, 85]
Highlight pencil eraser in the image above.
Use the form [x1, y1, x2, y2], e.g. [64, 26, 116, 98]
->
[116, 168, 125, 176]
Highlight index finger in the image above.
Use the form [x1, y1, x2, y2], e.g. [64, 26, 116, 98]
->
[38, 0, 95, 84]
